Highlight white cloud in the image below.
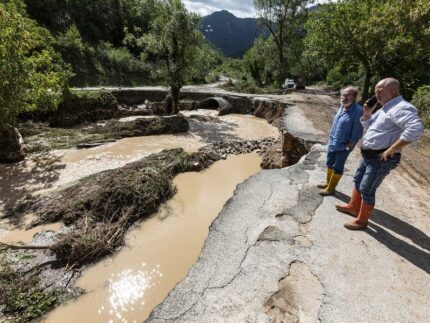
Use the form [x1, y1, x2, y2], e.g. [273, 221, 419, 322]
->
[183, 0, 256, 18]
[184, 0, 333, 18]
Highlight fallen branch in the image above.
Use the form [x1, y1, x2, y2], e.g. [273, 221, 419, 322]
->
[0, 242, 51, 250]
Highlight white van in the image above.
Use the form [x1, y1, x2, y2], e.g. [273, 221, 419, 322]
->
[282, 79, 295, 89]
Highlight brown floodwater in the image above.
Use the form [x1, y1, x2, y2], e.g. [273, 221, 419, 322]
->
[0, 111, 276, 234]
[44, 153, 262, 323]
[40, 112, 278, 193]
[0, 213, 61, 244]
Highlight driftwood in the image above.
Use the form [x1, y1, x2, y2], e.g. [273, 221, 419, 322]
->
[0, 242, 51, 250]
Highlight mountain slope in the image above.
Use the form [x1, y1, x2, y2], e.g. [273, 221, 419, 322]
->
[201, 10, 263, 58]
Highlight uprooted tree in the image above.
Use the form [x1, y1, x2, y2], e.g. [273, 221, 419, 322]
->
[0, 0, 71, 163]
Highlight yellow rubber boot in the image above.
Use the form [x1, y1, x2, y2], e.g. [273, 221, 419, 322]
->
[317, 168, 333, 189]
[319, 172, 342, 196]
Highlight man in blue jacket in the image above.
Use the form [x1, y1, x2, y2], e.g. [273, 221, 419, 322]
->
[318, 86, 363, 196]
[336, 78, 424, 230]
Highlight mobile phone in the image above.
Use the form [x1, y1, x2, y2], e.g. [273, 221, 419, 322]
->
[366, 95, 378, 107]
[365, 95, 382, 114]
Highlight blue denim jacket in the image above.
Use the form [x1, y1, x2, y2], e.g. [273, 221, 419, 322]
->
[328, 102, 363, 152]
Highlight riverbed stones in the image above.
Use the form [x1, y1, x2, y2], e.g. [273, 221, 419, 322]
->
[198, 138, 277, 160]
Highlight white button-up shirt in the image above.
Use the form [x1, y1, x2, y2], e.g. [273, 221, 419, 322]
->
[361, 96, 424, 150]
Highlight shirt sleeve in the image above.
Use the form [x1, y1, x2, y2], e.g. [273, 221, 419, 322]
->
[329, 108, 341, 133]
[360, 113, 375, 129]
[350, 111, 364, 143]
[393, 105, 425, 142]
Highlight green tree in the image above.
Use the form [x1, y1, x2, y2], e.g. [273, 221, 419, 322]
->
[305, 0, 430, 100]
[0, 0, 71, 162]
[243, 37, 278, 86]
[254, 0, 311, 86]
[412, 85, 430, 128]
[188, 41, 224, 83]
[137, 0, 203, 113]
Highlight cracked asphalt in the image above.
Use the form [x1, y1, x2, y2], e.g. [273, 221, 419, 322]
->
[147, 103, 430, 322]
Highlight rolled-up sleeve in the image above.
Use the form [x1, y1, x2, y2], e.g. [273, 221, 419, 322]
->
[394, 106, 425, 142]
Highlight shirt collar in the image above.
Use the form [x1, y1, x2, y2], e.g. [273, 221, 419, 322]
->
[342, 102, 357, 112]
[383, 95, 403, 110]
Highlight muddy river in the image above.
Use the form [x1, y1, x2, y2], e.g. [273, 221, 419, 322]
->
[0, 111, 278, 322]
[45, 153, 261, 322]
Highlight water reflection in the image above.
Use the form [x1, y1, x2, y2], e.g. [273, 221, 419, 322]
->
[98, 263, 163, 322]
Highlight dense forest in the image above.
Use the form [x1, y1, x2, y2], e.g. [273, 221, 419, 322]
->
[1, 0, 429, 163]
[23, 0, 223, 87]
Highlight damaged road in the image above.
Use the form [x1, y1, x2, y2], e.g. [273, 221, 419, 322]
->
[148, 144, 430, 322]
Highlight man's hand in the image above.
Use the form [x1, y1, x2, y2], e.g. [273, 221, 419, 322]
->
[380, 140, 410, 161]
[362, 103, 374, 121]
[346, 141, 354, 150]
[380, 147, 396, 161]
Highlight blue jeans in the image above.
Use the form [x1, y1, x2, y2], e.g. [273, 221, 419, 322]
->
[326, 150, 351, 174]
[353, 154, 401, 205]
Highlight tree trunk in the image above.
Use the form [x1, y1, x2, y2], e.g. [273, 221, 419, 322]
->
[170, 85, 181, 115]
[362, 68, 372, 102]
[278, 48, 286, 87]
[0, 124, 25, 163]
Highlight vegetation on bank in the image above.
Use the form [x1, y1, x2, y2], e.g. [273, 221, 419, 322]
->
[19, 90, 119, 128]
[413, 86, 430, 128]
[0, 248, 63, 323]
[23, 0, 222, 87]
[19, 115, 189, 153]
[0, 0, 71, 162]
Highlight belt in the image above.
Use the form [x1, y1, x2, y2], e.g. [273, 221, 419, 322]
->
[360, 147, 401, 159]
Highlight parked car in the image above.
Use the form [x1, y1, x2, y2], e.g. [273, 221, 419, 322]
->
[282, 78, 295, 89]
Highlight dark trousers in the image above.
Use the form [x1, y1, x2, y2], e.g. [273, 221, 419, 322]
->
[326, 150, 351, 174]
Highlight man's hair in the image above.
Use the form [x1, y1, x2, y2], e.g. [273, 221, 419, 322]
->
[341, 85, 359, 97]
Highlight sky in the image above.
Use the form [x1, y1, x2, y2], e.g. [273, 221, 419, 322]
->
[183, 0, 332, 18]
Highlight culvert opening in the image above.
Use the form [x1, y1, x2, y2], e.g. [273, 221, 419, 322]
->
[196, 97, 232, 111]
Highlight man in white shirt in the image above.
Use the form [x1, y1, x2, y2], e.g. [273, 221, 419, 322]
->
[336, 78, 424, 230]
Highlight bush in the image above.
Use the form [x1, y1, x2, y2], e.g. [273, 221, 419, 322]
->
[62, 89, 117, 110]
[326, 64, 361, 91]
[412, 85, 430, 128]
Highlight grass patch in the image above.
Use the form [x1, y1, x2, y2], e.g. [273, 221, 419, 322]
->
[221, 79, 285, 94]
[0, 249, 60, 323]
